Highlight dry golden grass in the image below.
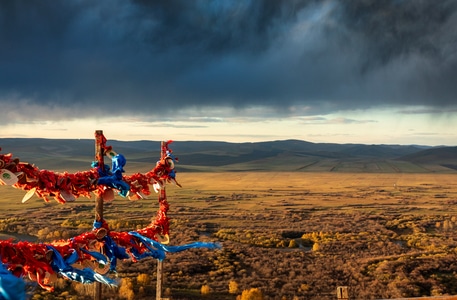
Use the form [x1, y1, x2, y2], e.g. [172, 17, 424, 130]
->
[179, 172, 457, 192]
[2, 171, 457, 299]
[174, 172, 457, 213]
[2, 171, 457, 225]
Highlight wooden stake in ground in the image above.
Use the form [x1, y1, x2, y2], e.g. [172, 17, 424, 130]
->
[156, 141, 166, 300]
[94, 130, 105, 300]
[157, 258, 164, 300]
[337, 286, 349, 300]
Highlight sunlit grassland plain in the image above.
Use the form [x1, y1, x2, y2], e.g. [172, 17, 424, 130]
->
[173, 172, 457, 214]
[2, 172, 457, 299]
[2, 172, 457, 228]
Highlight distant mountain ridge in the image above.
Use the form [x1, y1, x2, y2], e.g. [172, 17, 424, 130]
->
[0, 138, 455, 173]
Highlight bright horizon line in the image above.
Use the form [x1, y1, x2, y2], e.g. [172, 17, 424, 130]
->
[1, 106, 456, 147]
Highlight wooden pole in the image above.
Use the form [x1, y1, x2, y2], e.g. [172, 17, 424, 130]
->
[337, 286, 349, 300]
[94, 130, 104, 300]
[156, 141, 166, 300]
[156, 259, 164, 300]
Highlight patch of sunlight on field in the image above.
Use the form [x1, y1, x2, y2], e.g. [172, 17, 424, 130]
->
[170, 172, 457, 215]
[2, 172, 457, 220]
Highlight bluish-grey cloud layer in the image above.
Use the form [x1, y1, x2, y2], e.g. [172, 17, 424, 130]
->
[1, 0, 457, 123]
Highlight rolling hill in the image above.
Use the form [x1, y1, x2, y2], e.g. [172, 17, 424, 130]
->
[0, 138, 455, 173]
[398, 146, 457, 171]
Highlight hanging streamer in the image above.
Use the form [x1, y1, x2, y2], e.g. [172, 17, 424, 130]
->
[0, 137, 180, 204]
[0, 137, 220, 292]
[0, 219, 220, 291]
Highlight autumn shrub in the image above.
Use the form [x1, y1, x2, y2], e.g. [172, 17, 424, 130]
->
[288, 239, 298, 248]
[201, 284, 211, 295]
[229, 280, 239, 294]
[119, 278, 135, 300]
[238, 287, 264, 300]
[136, 273, 150, 286]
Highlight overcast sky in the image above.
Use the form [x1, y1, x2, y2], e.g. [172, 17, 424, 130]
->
[1, 0, 457, 145]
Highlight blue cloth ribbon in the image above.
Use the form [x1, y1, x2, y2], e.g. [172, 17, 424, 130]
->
[92, 220, 130, 271]
[47, 246, 117, 286]
[0, 261, 25, 300]
[128, 231, 221, 261]
[102, 235, 130, 271]
[93, 154, 130, 197]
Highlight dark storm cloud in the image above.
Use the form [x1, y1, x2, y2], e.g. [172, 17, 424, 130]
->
[1, 0, 457, 123]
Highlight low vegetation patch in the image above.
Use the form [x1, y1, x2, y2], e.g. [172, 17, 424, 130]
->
[2, 172, 457, 299]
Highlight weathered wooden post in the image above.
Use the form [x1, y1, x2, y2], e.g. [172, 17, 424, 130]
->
[156, 258, 164, 300]
[337, 286, 349, 300]
[156, 141, 166, 300]
[94, 130, 105, 300]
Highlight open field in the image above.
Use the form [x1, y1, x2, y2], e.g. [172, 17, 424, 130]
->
[2, 172, 457, 299]
[172, 172, 457, 221]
